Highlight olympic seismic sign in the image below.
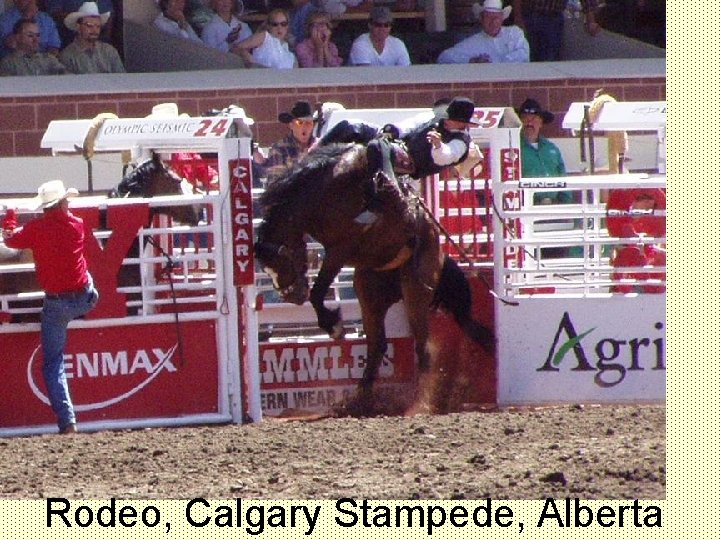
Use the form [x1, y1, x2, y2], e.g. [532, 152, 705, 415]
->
[259, 337, 415, 416]
[0, 321, 220, 429]
[496, 295, 666, 405]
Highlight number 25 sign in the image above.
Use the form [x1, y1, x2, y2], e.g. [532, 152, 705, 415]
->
[470, 108, 505, 129]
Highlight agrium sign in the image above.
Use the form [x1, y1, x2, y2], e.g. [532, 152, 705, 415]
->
[496, 296, 665, 405]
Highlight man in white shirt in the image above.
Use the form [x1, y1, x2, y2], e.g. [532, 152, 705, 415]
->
[437, 0, 529, 64]
[154, 0, 203, 44]
[201, 0, 252, 54]
[349, 7, 411, 67]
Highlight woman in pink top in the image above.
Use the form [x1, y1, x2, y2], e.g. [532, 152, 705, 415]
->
[295, 12, 342, 68]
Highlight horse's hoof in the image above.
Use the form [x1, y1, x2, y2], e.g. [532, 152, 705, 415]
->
[330, 320, 345, 340]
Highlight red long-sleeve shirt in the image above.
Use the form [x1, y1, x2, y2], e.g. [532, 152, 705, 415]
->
[4, 209, 89, 294]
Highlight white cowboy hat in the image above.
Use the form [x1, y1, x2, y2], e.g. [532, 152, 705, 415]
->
[64, 2, 111, 31]
[146, 103, 189, 119]
[473, 0, 512, 21]
[35, 180, 79, 209]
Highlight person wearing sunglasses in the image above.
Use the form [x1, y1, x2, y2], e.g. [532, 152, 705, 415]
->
[348, 6, 410, 66]
[234, 8, 296, 68]
[0, 18, 66, 75]
[255, 100, 317, 184]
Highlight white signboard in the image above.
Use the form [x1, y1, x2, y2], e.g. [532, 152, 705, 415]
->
[562, 101, 666, 132]
[496, 295, 665, 405]
[41, 117, 239, 154]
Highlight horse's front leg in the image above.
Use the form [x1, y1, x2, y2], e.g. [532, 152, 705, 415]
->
[310, 256, 345, 339]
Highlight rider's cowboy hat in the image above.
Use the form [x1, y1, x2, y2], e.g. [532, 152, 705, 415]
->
[35, 180, 79, 209]
[64, 2, 111, 31]
[517, 98, 555, 124]
[278, 101, 314, 124]
[472, 0, 512, 21]
[444, 97, 480, 126]
[146, 103, 189, 119]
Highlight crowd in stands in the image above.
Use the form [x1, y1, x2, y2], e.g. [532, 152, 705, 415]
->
[0, 0, 123, 75]
[0, 0, 665, 76]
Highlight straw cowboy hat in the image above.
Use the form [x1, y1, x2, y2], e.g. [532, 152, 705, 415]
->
[64, 2, 111, 31]
[146, 103, 189, 119]
[472, 0, 512, 21]
[35, 180, 79, 209]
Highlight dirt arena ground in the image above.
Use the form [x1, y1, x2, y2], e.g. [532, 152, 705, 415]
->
[0, 404, 665, 500]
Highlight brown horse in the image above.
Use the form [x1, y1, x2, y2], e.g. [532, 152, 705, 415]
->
[255, 144, 494, 411]
[0, 154, 202, 322]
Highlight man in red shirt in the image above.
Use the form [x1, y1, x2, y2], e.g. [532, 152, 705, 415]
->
[2, 180, 98, 434]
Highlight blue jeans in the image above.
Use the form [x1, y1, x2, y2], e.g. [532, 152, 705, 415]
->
[40, 275, 99, 431]
[525, 13, 565, 62]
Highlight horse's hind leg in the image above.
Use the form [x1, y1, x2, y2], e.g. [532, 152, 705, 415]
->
[353, 268, 400, 402]
[401, 277, 435, 373]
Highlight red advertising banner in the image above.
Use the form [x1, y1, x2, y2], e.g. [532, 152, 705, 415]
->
[229, 158, 254, 286]
[0, 321, 219, 428]
[258, 337, 415, 416]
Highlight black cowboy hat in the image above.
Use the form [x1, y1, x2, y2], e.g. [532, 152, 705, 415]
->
[278, 101, 314, 124]
[445, 97, 479, 126]
[517, 98, 554, 124]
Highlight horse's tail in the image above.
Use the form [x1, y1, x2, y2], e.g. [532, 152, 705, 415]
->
[431, 256, 495, 353]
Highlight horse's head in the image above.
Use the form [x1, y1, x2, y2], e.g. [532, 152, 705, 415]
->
[109, 154, 203, 225]
[254, 218, 309, 305]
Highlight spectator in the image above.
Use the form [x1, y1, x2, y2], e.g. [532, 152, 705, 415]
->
[0, 19, 66, 75]
[255, 100, 317, 184]
[295, 11, 342, 67]
[201, 0, 252, 54]
[437, 0, 529, 64]
[512, 0, 601, 61]
[154, 0, 203, 44]
[234, 9, 297, 69]
[349, 7, 411, 67]
[289, 0, 318, 42]
[44, 0, 114, 47]
[0, 0, 61, 58]
[59, 2, 124, 73]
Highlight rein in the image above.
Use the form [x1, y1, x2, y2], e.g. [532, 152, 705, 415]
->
[406, 185, 519, 307]
[145, 235, 186, 368]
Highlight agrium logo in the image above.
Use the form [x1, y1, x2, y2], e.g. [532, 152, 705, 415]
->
[27, 344, 178, 411]
[537, 312, 665, 387]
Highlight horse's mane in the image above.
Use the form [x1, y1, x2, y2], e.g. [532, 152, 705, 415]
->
[112, 154, 182, 197]
[259, 144, 359, 214]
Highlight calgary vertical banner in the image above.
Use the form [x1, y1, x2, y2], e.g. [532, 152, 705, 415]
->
[229, 158, 254, 286]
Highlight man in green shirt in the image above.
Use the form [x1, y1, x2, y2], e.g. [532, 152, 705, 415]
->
[59, 1, 124, 74]
[518, 97, 567, 200]
[518, 97, 579, 257]
[0, 19, 66, 76]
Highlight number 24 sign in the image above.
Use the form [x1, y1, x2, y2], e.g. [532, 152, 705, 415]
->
[193, 119, 231, 137]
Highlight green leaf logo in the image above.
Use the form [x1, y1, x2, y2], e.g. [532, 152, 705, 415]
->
[552, 327, 596, 366]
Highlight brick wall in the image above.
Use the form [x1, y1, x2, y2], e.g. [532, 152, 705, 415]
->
[0, 77, 665, 157]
